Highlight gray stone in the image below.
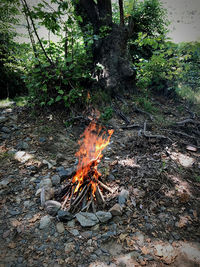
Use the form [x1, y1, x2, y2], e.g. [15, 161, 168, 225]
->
[109, 203, 123, 216]
[16, 141, 29, 150]
[76, 212, 99, 227]
[56, 222, 65, 233]
[57, 210, 73, 222]
[69, 229, 79, 236]
[0, 116, 7, 123]
[39, 137, 46, 143]
[118, 189, 129, 205]
[9, 210, 21, 216]
[39, 215, 51, 229]
[39, 178, 52, 189]
[45, 200, 61, 216]
[52, 174, 61, 186]
[67, 219, 76, 227]
[42, 160, 53, 169]
[24, 200, 34, 208]
[64, 242, 75, 253]
[59, 167, 74, 182]
[0, 178, 11, 188]
[96, 211, 112, 223]
[1, 126, 11, 133]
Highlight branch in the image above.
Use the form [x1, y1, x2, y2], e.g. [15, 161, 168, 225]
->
[118, 0, 124, 26]
[22, 0, 53, 65]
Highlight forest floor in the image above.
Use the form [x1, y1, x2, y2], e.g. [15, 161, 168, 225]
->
[0, 95, 200, 267]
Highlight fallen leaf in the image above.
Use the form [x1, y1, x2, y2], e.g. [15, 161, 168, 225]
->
[186, 145, 197, 152]
[8, 242, 16, 249]
[28, 213, 40, 223]
[141, 246, 149, 255]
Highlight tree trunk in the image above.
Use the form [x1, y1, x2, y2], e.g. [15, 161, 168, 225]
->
[73, 0, 135, 95]
[93, 25, 134, 94]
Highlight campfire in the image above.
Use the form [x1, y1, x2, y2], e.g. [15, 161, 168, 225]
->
[56, 122, 114, 213]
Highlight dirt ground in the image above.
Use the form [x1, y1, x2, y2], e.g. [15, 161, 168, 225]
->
[0, 96, 200, 266]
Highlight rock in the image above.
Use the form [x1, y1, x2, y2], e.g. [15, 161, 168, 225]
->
[59, 167, 74, 182]
[57, 210, 73, 222]
[24, 200, 34, 208]
[9, 210, 21, 216]
[135, 232, 145, 246]
[45, 200, 61, 216]
[76, 212, 99, 227]
[56, 153, 66, 163]
[56, 222, 65, 233]
[96, 211, 112, 223]
[39, 215, 51, 229]
[39, 178, 52, 189]
[0, 116, 7, 123]
[42, 160, 53, 169]
[39, 137, 46, 143]
[16, 141, 29, 150]
[67, 219, 76, 227]
[52, 175, 61, 186]
[14, 151, 33, 163]
[0, 177, 11, 188]
[81, 231, 93, 239]
[109, 204, 123, 216]
[42, 187, 54, 202]
[64, 242, 75, 254]
[108, 174, 116, 181]
[118, 189, 129, 205]
[154, 244, 177, 264]
[69, 229, 79, 236]
[1, 126, 11, 133]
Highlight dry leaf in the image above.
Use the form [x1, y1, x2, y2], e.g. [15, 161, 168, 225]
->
[8, 242, 16, 249]
[141, 246, 149, 255]
[28, 213, 40, 223]
[119, 233, 128, 241]
[11, 219, 21, 227]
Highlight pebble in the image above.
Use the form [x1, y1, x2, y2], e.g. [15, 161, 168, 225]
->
[56, 222, 65, 233]
[45, 200, 61, 216]
[76, 212, 99, 227]
[39, 137, 46, 143]
[39, 178, 52, 189]
[118, 189, 129, 205]
[16, 141, 29, 150]
[39, 215, 51, 229]
[67, 219, 76, 227]
[51, 174, 61, 186]
[69, 229, 79, 236]
[57, 210, 73, 222]
[64, 242, 75, 253]
[1, 126, 11, 133]
[0, 116, 7, 123]
[96, 211, 112, 223]
[109, 203, 123, 216]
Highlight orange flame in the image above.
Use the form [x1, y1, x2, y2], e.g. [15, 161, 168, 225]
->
[72, 122, 114, 196]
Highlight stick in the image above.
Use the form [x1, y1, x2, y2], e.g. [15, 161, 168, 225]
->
[121, 124, 141, 129]
[95, 185, 105, 205]
[98, 180, 113, 193]
[175, 118, 200, 126]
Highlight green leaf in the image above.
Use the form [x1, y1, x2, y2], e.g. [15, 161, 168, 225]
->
[58, 89, 64, 95]
[55, 95, 62, 102]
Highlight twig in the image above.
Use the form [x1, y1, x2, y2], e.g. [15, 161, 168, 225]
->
[95, 185, 105, 205]
[112, 106, 130, 125]
[164, 129, 197, 140]
[121, 123, 141, 129]
[98, 180, 113, 193]
[175, 118, 200, 126]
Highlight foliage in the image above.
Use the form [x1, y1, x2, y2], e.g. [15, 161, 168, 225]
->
[100, 107, 113, 122]
[0, 0, 27, 99]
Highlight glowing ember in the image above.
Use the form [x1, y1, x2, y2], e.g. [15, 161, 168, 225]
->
[72, 122, 114, 196]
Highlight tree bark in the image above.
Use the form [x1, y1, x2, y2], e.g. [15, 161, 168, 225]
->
[73, 0, 135, 94]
